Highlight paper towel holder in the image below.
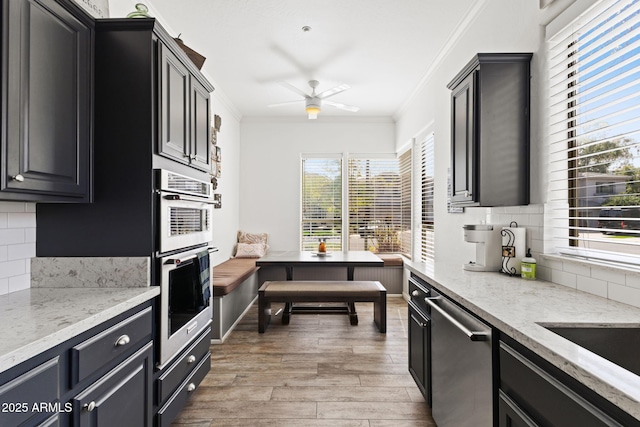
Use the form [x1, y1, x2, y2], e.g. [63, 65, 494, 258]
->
[501, 221, 523, 276]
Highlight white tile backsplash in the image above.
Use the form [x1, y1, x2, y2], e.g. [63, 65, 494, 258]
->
[485, 203, 640, 309]
[0, 202, 36, 296]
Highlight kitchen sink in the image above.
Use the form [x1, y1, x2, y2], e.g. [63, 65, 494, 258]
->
[543, 325, 640, 376]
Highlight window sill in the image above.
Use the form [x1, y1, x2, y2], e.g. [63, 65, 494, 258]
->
[542, 251, 640, 276]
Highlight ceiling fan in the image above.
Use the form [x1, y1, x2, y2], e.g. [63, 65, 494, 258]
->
[268, 80, 360, 119]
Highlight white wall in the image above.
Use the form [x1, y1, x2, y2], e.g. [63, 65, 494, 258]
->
[395, 0, 556, 264]
[393, 0, 640, 308]
[239, 117, 395, 251]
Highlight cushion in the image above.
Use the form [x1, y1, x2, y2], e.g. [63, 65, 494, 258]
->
[377, 253, 404, 267]
[213, 258, 260, 296]
[238, 230, 268, 245]
[235, 242, 267, 258]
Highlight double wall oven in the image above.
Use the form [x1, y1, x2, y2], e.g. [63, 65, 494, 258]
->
[156, 169, 216, 367]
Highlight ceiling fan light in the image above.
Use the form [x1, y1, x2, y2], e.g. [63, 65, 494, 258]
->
[305, 106, 321, 115]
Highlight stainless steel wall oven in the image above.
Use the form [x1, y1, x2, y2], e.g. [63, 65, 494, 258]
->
[157, 169, 214, 254]
[156, 170, 215, 367]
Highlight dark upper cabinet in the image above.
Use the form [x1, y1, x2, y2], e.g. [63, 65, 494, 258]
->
[1, 0, 92, 202]
[448, 53, 532, 207]
[158, 37, 211, 171]
[190, 78, 212, 171]
[450, 71, 475, 205]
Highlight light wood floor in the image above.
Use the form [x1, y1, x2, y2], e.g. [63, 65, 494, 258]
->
[171, 296, 437, 426]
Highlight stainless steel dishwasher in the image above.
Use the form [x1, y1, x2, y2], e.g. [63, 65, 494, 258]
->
[425, 288, 493, 427]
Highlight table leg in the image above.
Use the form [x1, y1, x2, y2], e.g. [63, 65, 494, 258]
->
[282, 302, 292, 325]
[348, 302, 358, 325]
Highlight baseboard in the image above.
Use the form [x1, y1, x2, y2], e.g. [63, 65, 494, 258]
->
[211, 294, 258, 345]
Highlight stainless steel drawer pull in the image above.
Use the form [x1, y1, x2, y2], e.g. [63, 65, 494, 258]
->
[83, 401, 96, 412]
[12, 174, 24, 182]
[410, 314, 428, 328]
[187, 355, 196, 364]
[115, 335, 131, 347]
[411, 290, 420, 297]
[186, 383, 196, 392]
[424, 297, 488, 341]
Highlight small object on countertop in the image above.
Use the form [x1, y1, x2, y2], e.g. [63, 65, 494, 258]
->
[521, 248, 536, 280]
[318, 239, 326, 253]
[500, 222, 526, 276]
[127, 3, 151, 18]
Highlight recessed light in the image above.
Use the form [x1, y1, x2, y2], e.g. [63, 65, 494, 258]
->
[302, 26, 312, 32]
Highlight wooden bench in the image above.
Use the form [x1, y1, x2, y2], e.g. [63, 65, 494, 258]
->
[258, 280, 386, 333]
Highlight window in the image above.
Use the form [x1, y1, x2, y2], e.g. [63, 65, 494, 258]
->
[347, 152, 412, 257]
[301, 157, 342, 251]
[549, 0, 640, 261]
[420, 134, 436, 262]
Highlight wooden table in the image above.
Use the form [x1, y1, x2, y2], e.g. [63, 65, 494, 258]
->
[256, 250, 383, 281]
[255, 251, 384, 320]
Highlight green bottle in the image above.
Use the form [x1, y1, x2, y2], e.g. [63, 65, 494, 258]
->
[521, 248, 536, 280]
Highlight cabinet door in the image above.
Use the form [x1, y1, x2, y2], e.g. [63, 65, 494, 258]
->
[159, 43, 190, 165]
[189, 78, 211, 171]
[3, 0, 91, 199]
[450, 70, 475, 205]
[408, 303, 430, 404]
[498, 391, 539, 427]
[73, 343, 153, 427]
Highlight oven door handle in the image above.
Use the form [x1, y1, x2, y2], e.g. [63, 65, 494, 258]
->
[160, 192, 215, 204]
[164, 247, 219, 265]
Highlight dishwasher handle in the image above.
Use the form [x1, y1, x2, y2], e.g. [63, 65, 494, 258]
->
[424, 297, 489, 342]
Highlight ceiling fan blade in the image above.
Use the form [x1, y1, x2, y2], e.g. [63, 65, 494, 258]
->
[267, 100, 304, 108]
[323, 100, 360, 112]
[278, 81, 310, 98]
[317, 84, 350, 99]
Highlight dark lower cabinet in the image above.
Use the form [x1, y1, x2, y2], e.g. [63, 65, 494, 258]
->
[498, 390, 538, 427]
[1, 0, 92, 202]
[500, 338, 639, 427]
[408, 302, 430, 404]
[0, 301, 154, 427]
[407, 274, 432, 404]
[0, 357, 60, 426]
[73, 343, 153, 427]
[155, 327, 211, 427]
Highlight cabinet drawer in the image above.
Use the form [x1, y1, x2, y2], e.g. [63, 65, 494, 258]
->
[500, 342, 624, 427]
[157, 327, 211, 404]
[408, 275, 431, 315]
[37, 413, 60, 426]
[0, 357, 59, 426]
[71, 306, 152, 385]
[157, 352, 210, 427]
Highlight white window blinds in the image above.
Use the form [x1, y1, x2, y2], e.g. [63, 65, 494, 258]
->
[421, 134, 435, 262]
[548, 0, 640, 261]
[347, 152, 412, 256]
[301, 157, 342, 251]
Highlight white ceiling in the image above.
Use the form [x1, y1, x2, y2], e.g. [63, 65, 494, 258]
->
[146, 0, 476, 119]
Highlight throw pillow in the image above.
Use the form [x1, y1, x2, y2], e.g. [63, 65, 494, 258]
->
[237, 230, 268, 245]
[234, 242, 267, 258]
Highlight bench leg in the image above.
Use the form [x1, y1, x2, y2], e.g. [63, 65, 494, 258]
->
[258, 292, 271, 333]
[348, 302, 358, 325]
[282, 302, 292, 325]
[374, 291, 387, 333]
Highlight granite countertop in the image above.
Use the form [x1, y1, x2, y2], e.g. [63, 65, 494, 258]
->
[404, 260, 640, 421]
[0, 286, 160, 375]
